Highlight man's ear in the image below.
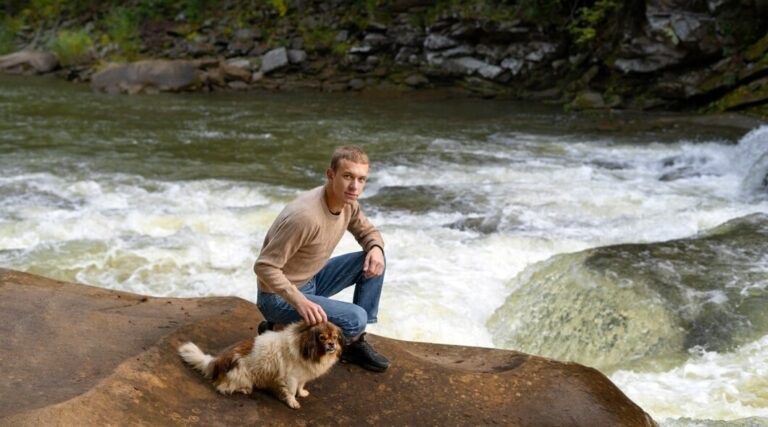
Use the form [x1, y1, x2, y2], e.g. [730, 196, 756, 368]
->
[326, 167, 334, 180]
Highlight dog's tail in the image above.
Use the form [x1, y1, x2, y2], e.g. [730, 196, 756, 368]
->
[178, 342, 216, 378]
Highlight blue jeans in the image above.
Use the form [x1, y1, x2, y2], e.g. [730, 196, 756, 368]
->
[257, 251, 384, 338]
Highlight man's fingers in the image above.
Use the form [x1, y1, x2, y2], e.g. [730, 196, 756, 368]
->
[302, 303, 327, 325]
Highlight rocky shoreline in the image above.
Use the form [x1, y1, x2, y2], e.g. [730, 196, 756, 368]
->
[0, 268, 657, 426]
[0, 0, 766, 116]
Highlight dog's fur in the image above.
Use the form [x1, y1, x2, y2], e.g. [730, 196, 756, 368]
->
[178, 322, 344, 409]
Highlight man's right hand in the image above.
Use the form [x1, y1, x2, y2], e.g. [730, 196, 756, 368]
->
[295, 297, 328, 325]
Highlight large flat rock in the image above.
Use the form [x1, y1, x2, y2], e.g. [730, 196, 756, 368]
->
[0, 269, 656, 426]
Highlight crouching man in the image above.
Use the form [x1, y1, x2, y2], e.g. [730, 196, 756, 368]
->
[254, 145, 389, 372]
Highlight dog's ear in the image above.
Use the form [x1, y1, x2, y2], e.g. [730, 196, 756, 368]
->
[336, 325, 347, 348]
[300, 327, 320, 361]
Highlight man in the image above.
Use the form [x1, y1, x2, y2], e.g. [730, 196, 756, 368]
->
[254, 146, 389, 372]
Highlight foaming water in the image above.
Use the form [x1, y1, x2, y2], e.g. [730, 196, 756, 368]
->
[613, 335, 768, 423]
[2, 75, 768, 423]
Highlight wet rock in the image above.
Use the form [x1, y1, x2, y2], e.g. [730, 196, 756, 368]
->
[646, 6, 720, 55]
[363, 33, 391, 50]
[348, 78, 365, 90]
[227, 80, 249, 90]
[489, 214, 768, 371]
[441, 44, 474, 58]
[334, 30, 349, 43]
[287, 49, 307, 64]
[261, 47, 289, 74]
[389, 24, 423, 47]
[220, 59, 252, 82]
[186, 36, 218, 57]
[424, 33, 459, 50]
[404, 73, 429, 87]
[348, 45, 373, 55]
[446, 215, 502, 234]
[478, 64, 504, 80]
[91, 60, 199, 94]
[0, 269, 657, 427]
[395, 47, 420, 64]
[0, 50, 58, 74]
[524, 42, 557, 62]
[570, 91, 607, 110]
[442, 56, 488, 76]
[500, 57, 525, 75]
[476, 44, 504, 62]
[613, 38, 687, 73]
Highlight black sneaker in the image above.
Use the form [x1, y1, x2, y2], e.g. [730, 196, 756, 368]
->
[341, 333, 389, 372]
[257, 320, 273, 335]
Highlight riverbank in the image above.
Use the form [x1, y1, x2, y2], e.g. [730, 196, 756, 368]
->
[1, 0, 767, 117]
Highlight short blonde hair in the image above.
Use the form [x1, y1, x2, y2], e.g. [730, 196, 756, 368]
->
[330, 146, 369, 171]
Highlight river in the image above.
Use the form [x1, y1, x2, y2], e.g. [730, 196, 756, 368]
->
[1, 74, 767, 426]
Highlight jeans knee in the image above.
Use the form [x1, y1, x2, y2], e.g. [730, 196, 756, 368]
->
[342, 305, 368, 337]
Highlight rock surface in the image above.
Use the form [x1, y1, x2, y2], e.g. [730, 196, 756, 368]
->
[0, 269, 656, 426]
[91, 60, 199, 94]
[0, 50, 58, 74]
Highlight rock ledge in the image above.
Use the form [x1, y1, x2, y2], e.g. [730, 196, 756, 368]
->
[0, 269, 656, 426]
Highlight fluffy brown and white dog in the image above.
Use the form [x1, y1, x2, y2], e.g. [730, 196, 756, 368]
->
[178, 321, 344, 409]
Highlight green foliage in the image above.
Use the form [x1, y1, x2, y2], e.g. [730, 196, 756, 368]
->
[0, 16, 24, 54]
[270, 0, 287, 17]
[180, 0, 210, 22]
[423, 0, 520, 25]
[568, 0, 622, 47]
[47, 28, 93, 66]
[134, 0, 174, 19]
[332, 41, 351, 56]
[514, 0, 563, 23]
[22, 0, 65, 23]
[302, 26, 336, 52]
[103, 7, 141, 60]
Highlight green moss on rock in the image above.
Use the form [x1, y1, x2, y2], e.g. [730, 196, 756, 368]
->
[708, 77, 768, 112]
[745, 32, 768, 62]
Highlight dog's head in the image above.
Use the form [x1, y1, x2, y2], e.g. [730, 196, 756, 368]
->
[299, 322, 345, 362]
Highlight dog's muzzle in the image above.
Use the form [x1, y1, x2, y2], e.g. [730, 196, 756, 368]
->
[326, 343, 336, 353]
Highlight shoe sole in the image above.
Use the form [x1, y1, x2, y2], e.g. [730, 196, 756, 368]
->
[341, 359, 388, 372]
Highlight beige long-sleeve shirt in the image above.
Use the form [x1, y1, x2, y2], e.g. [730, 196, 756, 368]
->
[254, 186, 384, 306]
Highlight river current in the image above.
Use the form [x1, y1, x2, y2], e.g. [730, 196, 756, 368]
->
[1, 75, 767, 425]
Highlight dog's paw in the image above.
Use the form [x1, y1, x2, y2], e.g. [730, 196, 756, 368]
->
[298, 388, 309, 397]
[286, 398, 301, 409]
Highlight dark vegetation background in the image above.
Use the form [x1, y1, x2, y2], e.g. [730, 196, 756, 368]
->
[1, 0, 767, 116]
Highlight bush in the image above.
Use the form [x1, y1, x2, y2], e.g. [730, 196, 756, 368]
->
[0, 17, 23, 54]
[568, 0, 623, 47]
[103, 7, 140, 60]
[47, 28, 94, 66]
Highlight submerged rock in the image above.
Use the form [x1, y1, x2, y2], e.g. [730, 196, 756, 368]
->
[0, 269, 655, 426]
[91, 60, 199, 94]
[488, 214, 768, 372]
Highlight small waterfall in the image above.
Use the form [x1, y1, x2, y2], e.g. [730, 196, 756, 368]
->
[739, 126, 768, 197]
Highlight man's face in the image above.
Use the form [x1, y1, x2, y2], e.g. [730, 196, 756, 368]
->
[327, 159, 369, 205]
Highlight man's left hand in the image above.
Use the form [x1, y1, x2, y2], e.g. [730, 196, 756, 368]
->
[363, 246, 385, 278]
